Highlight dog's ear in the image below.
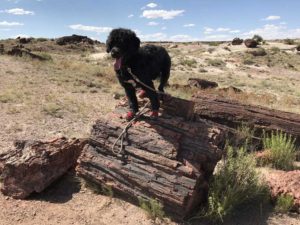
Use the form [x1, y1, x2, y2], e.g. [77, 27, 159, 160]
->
[130, 36, 140, 52]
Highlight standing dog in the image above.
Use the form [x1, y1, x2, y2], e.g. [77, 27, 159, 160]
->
[106, 28, 171, 120]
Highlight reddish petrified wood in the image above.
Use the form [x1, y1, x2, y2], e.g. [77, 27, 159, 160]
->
[261, 169, 300, 211]
[0, 138, 87, 199]
[193, 94, 300, 144]
[76, 102, 224, 219]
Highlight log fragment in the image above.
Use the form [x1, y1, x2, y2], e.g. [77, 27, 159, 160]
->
[0, 137, 87, 199]
[76, 103, 224, 219]
[193, 95, 300, 144]
[188, 78, 218, 90]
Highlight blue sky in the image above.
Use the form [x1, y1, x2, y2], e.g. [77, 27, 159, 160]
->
[1, 0, 300, 41]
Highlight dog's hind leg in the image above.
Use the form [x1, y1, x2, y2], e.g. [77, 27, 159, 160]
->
[158, 57, 171, 93]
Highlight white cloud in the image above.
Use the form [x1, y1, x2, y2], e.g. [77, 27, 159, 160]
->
[229, 29, 240, 34]
[4, 8, 34, 15]
[0, 21, 23, 26]
[69, 24, 112, 33]
[204, 27, 214, 34]
[138, 32, 198, 42]
[203, 34, 231, 41]
[184, 23, 195, 27]
[263, 15, 281, 21]
[242, 24, 300, 39]
[169, 34, 198, 42]
[128, 14, 134, 18]
[148, 21, 159, 26]
[161, 26, 167, 30]
[12, 34, 30, 38]
[216, 27, 230, 32]
[142, 9, 184, 20]
[139, 32, 167, 41]
[147, 3, 157, 8]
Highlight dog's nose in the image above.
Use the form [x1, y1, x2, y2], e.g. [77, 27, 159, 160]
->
[111, 47, 120, 58]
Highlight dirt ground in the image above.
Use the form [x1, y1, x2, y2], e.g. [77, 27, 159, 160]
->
[0, 39, 300, 225]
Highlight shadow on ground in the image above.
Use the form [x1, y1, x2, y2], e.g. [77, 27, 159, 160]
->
[28, 170, 81, 203]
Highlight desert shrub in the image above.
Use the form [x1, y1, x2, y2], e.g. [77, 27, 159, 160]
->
[42, 103, 63, 118]
[179, 58, 197, 68]
[139, 198, 165, 219]
[270, 47, 280, 54]
[243, 59, 255, 65]
[82, 179, 113, 197]
[247, 48, 267, 57]
[207, 58, 225, 67]
[37, 52, 53, 61]
[275, 194, 294, 213]
[284, 39, 295, 45]
[252, 34, 264, 44]
[208, 41, 221, 46]
[263, 131, 296, 171]
[199, 145, 268, 222]
[36, 38, 48, 42]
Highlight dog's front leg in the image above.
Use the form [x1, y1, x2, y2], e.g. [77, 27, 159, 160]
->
[117, 75, 139, 114]
[142, 80, 160, 118]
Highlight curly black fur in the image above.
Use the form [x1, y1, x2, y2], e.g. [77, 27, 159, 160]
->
[106, 28, 171, 113]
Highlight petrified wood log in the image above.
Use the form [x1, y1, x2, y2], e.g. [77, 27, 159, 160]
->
[0, 137, 86, 199]
[188, 78, 218, 90]
[76, 104, 224, 219]
[193, 95, 300, 145]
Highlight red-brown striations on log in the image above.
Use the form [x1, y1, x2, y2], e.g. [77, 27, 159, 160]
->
[76, 102, 224, 219]
[193, 94, 300, 144]
[0, 137, 87, 199]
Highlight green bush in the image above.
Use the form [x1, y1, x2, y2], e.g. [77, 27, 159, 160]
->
[284, 39, 295, 45]
[270, 47, 280, 54]
[179, 58, 197, 68]
[252, 34, 264, 44]
[207, 58, 225, 67]
[275, 194, 294, 213]
[139, 198, 165, 219]
[263, 131, 296, 171]
[199, 145, 268, 222]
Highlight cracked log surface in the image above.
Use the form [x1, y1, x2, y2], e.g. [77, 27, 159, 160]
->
[193, 94, 300, 144]
[0, 137, 87, 199]
[76, 99, 224, 219]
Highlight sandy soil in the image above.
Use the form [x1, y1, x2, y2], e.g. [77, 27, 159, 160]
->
[0, 40, 300, 225]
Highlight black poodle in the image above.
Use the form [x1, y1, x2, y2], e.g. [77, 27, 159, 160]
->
[106, 28, 171, 120]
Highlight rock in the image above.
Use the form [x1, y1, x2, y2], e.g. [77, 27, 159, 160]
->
[244, 39, 258, 48]
[232, 38, 243, 45]
[18, 37, 32, 44]
[56, 34, 97, 45]
[188, 78, 218, 89]
[247, 48, 267, 56]
[297, 45, 300, 52]
[262, 169, 300, 211]
[7, 45, 49, 61]
[0, 137, 87, 199]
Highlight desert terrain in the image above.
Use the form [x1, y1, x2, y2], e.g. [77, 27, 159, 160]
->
[0, 37, 300, 225]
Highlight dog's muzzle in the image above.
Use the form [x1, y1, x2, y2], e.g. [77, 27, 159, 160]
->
[111, 47, 121, 59]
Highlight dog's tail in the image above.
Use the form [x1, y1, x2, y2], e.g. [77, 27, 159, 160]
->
[158, 54, 171, 92]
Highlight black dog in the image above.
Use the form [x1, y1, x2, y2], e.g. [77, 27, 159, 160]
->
[106, 28, 171, 120]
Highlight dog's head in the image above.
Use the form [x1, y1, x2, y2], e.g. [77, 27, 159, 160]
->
[106, 28, 140, 70]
